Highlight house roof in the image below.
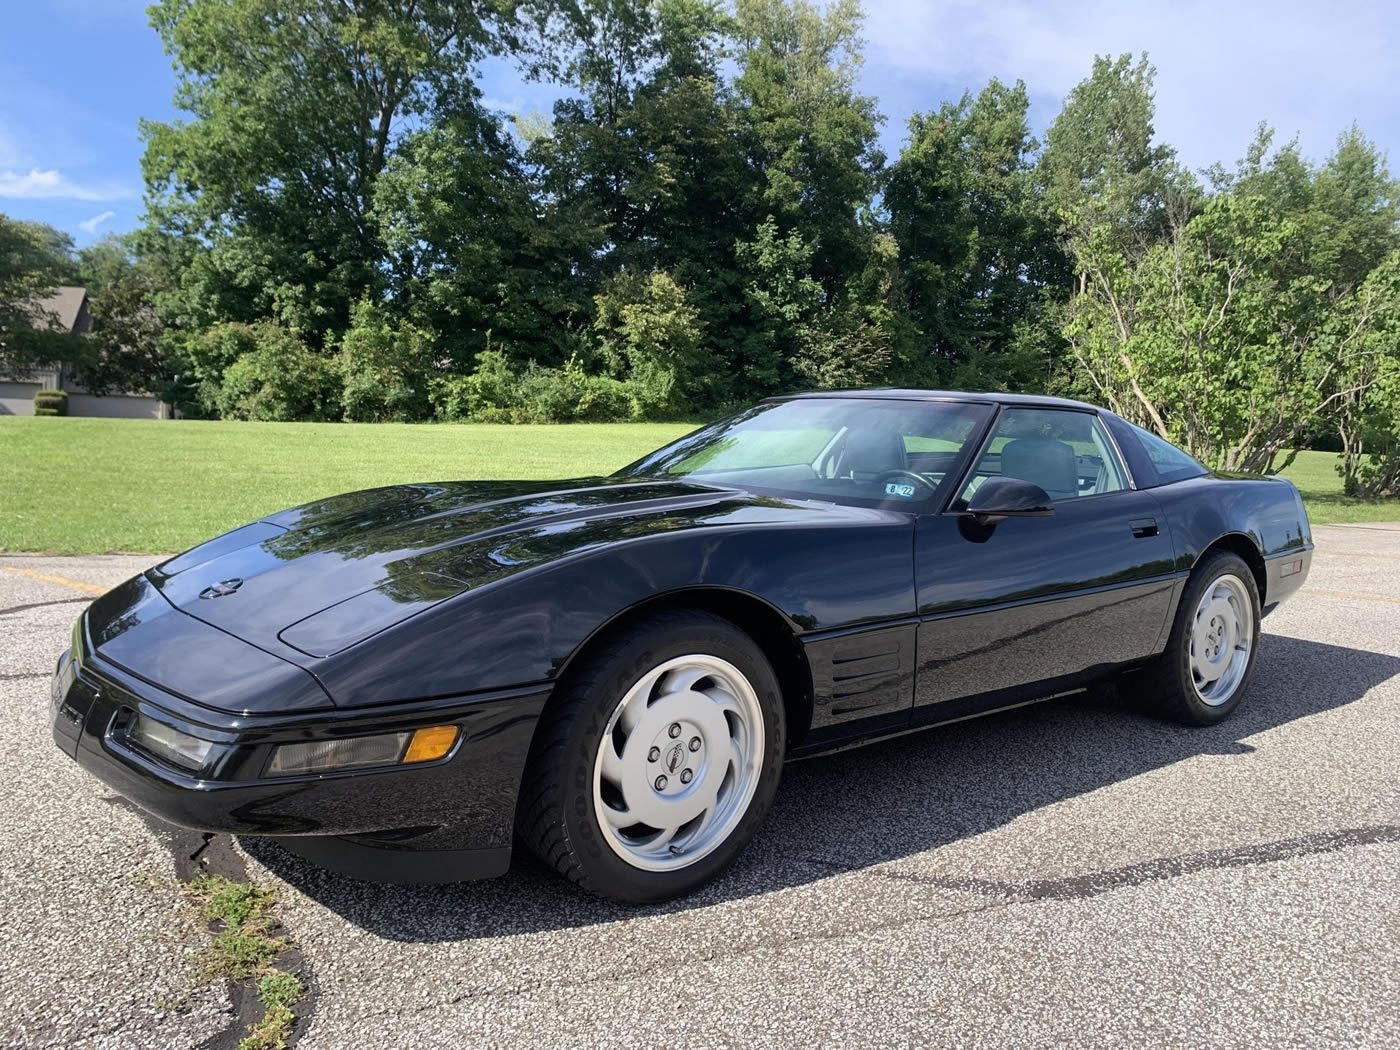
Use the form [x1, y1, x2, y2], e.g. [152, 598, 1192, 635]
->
[31, 286, 88, 332]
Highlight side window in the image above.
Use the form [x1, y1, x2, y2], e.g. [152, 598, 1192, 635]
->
[956, 409, 1127, 507]
[1128, 423, 1207, 483]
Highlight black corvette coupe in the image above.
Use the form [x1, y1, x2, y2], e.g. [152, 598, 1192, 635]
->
[51, 390, 1313, 902]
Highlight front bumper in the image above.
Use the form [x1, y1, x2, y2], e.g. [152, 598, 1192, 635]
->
[51, 615, 550, 881]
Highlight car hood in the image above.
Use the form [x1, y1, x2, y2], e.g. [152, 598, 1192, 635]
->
[145, 476, 847, 661]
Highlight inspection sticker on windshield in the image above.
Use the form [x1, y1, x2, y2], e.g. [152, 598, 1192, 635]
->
[884, 482, 918, 498]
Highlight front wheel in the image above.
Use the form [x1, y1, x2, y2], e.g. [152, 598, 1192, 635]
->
[1134, 550, 1261, 725]
[516, 610, 785, 903]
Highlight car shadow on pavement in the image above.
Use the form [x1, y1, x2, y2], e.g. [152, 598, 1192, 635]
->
[241, 632, 1400, 940]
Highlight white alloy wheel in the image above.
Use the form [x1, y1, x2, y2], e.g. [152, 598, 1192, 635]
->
[592, 654, 764, 871]
[1189, 573, 1254, 706]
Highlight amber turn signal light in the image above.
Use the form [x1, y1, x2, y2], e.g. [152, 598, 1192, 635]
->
[403, 725, 459, 763]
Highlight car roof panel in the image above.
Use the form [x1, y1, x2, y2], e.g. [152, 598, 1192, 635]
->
[769, 388, 1101, 412]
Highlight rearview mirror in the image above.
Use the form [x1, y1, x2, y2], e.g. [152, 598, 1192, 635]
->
[964, 476, 1054, 526]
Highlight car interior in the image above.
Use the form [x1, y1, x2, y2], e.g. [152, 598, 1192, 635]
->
[649, 404, 1126, 509]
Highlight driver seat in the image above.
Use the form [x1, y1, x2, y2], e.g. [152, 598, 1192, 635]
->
[842, 429, 907, 481]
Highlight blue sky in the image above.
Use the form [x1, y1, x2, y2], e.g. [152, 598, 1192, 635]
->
[4, 0, 1397, 247]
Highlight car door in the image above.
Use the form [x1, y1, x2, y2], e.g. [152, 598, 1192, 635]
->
[913, 406, 1177, 718]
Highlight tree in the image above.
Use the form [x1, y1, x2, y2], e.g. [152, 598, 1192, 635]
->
[886, 79, 1066, 390]
[336, 297, 434, 422]
[731, 0, 881, 286]
[77, 263, 169, 397]
[1065, 128, 1400, 473]
[527, 0, 753, 395]
[373, 107, 560, 372]
[1038, 53, 1186, 275]
[1331, 252, 1400, 497]
[727, 0, 892, 399]
[76, 235, 135, 298]
[594, 269, 706, 415]
[142, 0, 527, 345]
[0, 215, 77, 374]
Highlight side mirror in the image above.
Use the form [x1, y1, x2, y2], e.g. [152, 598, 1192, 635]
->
[964, 476, 1054, 526]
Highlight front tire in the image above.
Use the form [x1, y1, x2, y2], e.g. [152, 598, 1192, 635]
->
[1136, 550, 1261, 725]
[517, 610, 786, 904]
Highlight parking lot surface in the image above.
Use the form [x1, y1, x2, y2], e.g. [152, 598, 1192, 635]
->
[2, 526, 1398, 1049]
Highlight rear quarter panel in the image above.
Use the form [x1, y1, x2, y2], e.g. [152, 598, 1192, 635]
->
[1147, 473, 1313, 608]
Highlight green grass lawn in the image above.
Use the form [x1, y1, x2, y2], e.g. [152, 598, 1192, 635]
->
[0, 417, 696, 554]
[1276, 449, 1400, 525]
[1, 418, 1395, 554]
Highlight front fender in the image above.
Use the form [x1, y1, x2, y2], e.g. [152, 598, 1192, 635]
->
[313, 518, 916, 705]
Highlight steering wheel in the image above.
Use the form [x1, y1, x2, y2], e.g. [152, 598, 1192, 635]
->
[874, 469, 935, 495]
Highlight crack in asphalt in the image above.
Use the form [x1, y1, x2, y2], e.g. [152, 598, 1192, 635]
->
[0, 596, 91, 617]
[345, 899, 1010, 1024]
[312, 825, 1400, 1026]
[853, 824, 1400, 902]
[0, 672, 48, 682]
[99, 799, 319, 1050]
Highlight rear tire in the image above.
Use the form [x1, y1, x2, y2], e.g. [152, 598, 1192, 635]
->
[1131, 550, 1261, 725]
[516, 609, 786, 904]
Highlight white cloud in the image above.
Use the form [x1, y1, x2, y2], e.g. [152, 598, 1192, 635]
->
[861, 0, 1399, 170]
[78, 210, 115, 234]
[479, 96, 521, 113]
[0, 168, 131, 201]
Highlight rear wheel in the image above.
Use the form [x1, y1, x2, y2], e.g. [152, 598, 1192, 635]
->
[517, 610, 785, 904]
[1133, 550, 1261, 725]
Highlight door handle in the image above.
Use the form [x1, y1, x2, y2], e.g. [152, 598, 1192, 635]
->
[1130, 518, 1158, 538]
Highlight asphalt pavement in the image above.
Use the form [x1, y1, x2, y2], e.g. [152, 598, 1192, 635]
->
[2, 526, 1398, 1049]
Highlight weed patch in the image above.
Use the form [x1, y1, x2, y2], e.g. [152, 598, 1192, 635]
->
[181, 872, 306, 1049]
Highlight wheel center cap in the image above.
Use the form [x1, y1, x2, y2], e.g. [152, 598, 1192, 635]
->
[663, 741, 686, 774]
[647, 719, 703, 795]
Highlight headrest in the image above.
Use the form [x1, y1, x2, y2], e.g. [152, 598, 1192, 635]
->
[844, 429, 908, 477]
[1000, 438, 1078, 500]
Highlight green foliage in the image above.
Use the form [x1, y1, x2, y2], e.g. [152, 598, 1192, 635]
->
[517, 358, 636, 422]
[33, 389, 68, 416]
[235, 1005, 295, 1050]
[188, 873, 276, 928]
[1038, 53, 1186, 256]
[594, 271, 706, 415]
[89, 1, 1400, 503]
[336, 299, 433, 422]
[1333, 251, 1400, 497]
[887, 79, 1066, 390]
[256, 971, 305, 1011]
[216, 324, 340, 422]
[75, 243, 170, 397]
[77, 235, 135, 298]
[428, 347, 516, 422]
[0, 215, 76, 373]
[181, 322, 261, 417]
[182, 873, 304, 1050]
[1066, 124, 1400, 474]
[434, 350, 638, 423]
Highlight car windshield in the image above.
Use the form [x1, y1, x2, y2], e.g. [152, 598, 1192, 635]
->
[616, 397, 993, 507]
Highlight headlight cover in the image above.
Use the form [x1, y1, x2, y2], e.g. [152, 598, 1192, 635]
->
[127, 716, 216, 773]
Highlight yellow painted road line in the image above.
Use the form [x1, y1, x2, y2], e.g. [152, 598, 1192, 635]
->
[0, 565, 105, 596]
[1301, 587, 1400, 605]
